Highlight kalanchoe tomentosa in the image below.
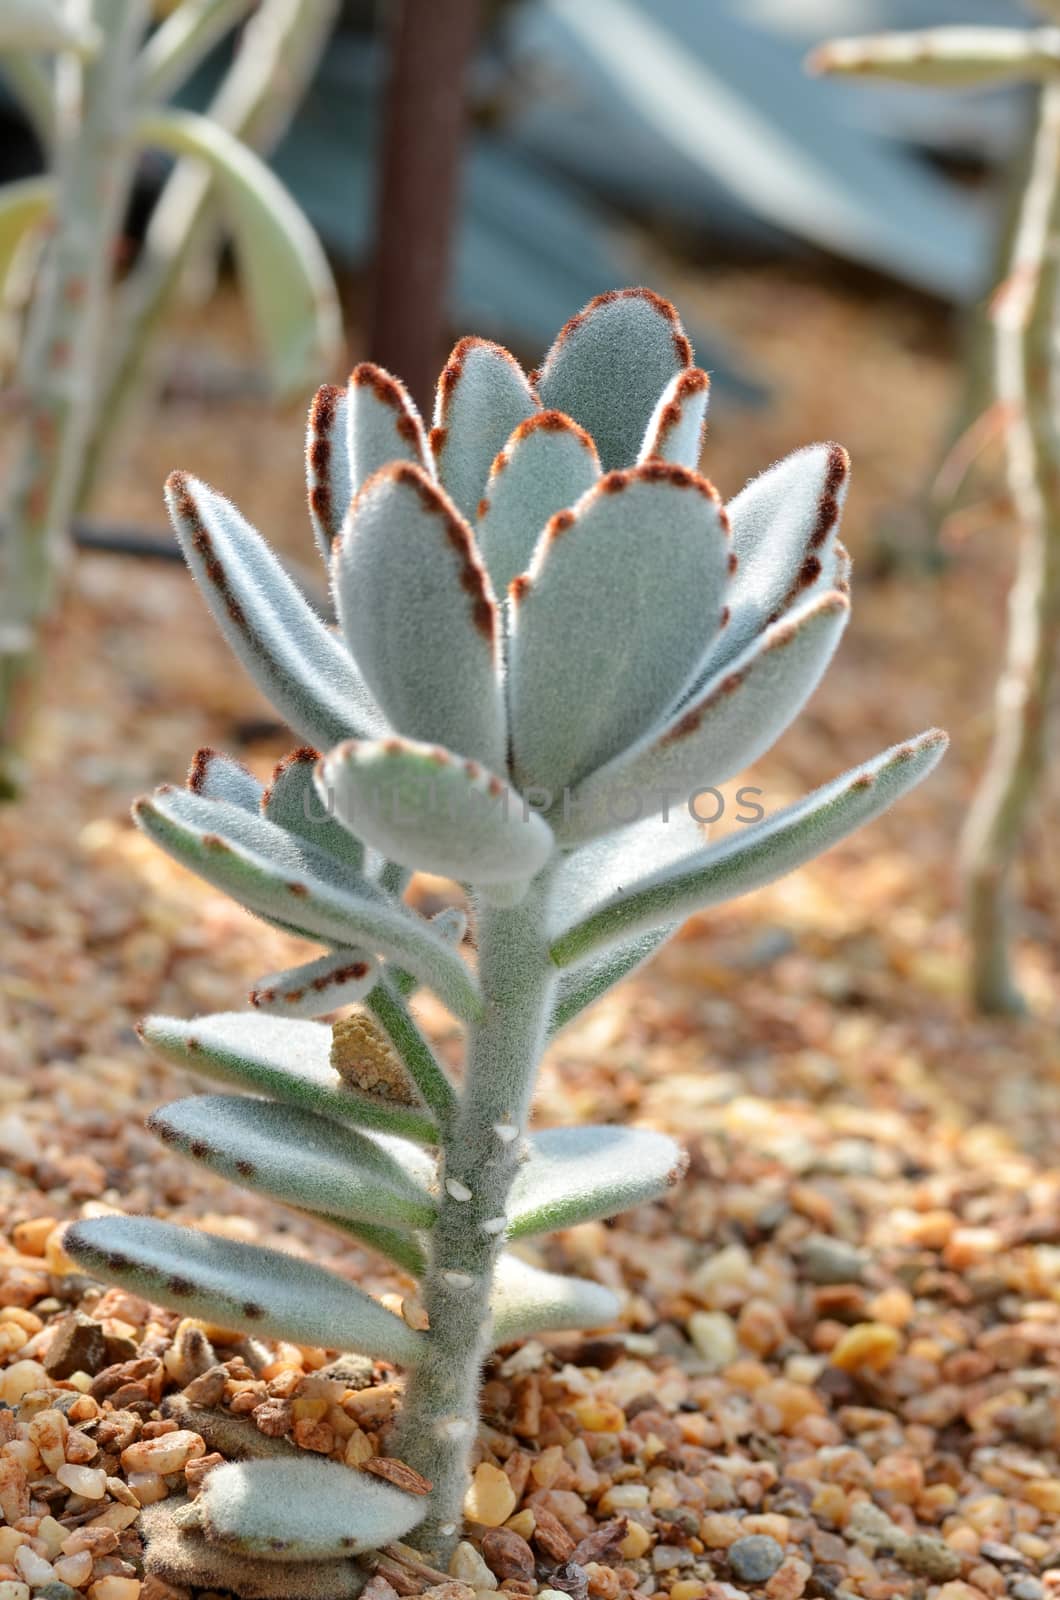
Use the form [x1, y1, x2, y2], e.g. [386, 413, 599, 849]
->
[66, 288, 947, 1584]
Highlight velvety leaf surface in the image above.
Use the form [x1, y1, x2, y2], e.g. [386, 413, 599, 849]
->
[199, 1458, 424, 1560]
[509, 1126, 686, 1235]
[508, 462, 731, 796]
[164, 472, 388, 749]
[65, 1216, 424, 1364]
[348, 362, 431, 496]
[250, 948, 378, 1017]
[549, 927, 677, 1034]
[475, 410, 600, 595]
[320, 738, 555, 887]
[432, 336, 539, 522]
[263, 746, 365, 877]
[139, 1012, 438, 1144]
[147, 1095, 437, 1229]
[637, 367, 710, 469]
[306, 384, 351, 560]
[490, 1253, 621, 1343]
[533, 288, 694, 471]
[333, 463, 505, 770]
[186, 747, 262, 811]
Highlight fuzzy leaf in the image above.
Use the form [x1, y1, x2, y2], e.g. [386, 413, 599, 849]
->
[0, 0, 98, 53]
[551, 730, 949, 967]
[548, 804, 706, 931]
[638, 367, 710, 469]
[0, 177, 52, 297]
[186, 747, 262, 811]
[320, 737, 555, 887]
[138, 108, 340, 396]
[710, 442, 850, 669]
[490, 1254, 620, 1343]
[509, 1126, 685, 1235]
[305, 384, 351, 560]
[148, 1095, 437, 1230]
[250, 948, 378, 1017]
[333, 463, 505, 770]
[198, 1457, 424, 1560]
[476, 410, 601, 594]
[164, 472, 388, 749]
[65, 1216, 424, 1364]
[508, 462, 731, 796]
[550, 928, 676, 1034]
[349, 363, 431, 494]
[533, 288, 694, 472]
[262, 746, 365, 877]
[133, 788, 482, 1022]
[559, 590, 850, 844]
[139, 1012, 439, 1144]
[809, 28, 1060, 87]
[432, 336, 539, 522]
[321, 1215, 427, 1277]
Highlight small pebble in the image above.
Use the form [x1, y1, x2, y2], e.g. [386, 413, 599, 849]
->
[728, 1536, 786, 1584]
[464, 1463, 517, 1527]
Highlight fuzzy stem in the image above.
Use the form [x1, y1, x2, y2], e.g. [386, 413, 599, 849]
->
[73, 0, 338, 510]
[961, 82, 1060, 1014]
[392, 876, 557, 1561]
[0, 0, 149, 781]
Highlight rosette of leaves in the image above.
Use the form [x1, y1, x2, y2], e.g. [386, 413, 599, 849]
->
[66, 288, 947, 1577]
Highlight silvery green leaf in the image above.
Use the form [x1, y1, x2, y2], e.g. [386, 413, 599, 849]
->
[198, 1458, 424, 1560]
[148, 1095, 437, 1230]
[250, 948, 378, 1017]
[164, 473, 388, 749]
[0, 177, 52, 298]
[532, 287, 694, 472]
[809, 28, 1060, 87]
[551, 729, 949, 967]
[333, 463, 505, 770]
[638, 368, 710, 469]
[432, 336, 539, 522]
[509, 1126, 686, 1235]
[320, 737, 555, 887]
[475, 410, 600, 595]
[0, 0, 98, 53]
[559, 590, 850, 844]
[133, 789, 483, 1023]
[187, 747, 262, 811]
[65, 1215, 424, 1364]
[508, 462, 731, 797]
[712, 442, 850, 668]
[138, 108, 340, 396]
[490, 1253, 620, 1343]
[137, 0, 253, 103]
[263, 746, 364, 877]
[322, 1215, 427, 1277]
[139, 1012, 439, 1145]
[547, 805, 706, 933]
[306, 384, 351, 560]
[550, 928, 676, 1035]
[348, 362, 431, 495]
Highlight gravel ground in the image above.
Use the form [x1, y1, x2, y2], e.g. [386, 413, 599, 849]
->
[0, 266, 1058, 1600]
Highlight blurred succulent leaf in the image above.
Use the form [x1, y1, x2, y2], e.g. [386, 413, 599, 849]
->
[132, 788, 483, 1022]
[509, 1126, 686, 1236]
[147, 1094, 438, 1228]
[0, 0, 99, 53]
[533, 287, 694, 472]
[508, 463, 730, 796]
[138, 0, 253, 102]
[551, 729, 949, 967]
[320, 737, 555, 887]
[476, 410, 601, 595]
[432, 337, 540, 522]
[638, 367, 710, 468]
[0, 177, 52, 299]
[138, 107, 340, 395]
[139, 1012, 439, 1144]
[164, 472, 389, 749]
[198, 1457, 425, 1560]
[489, 1254, 620, 1343]
[250, 947, 378, 1017]
[559, 590, 851, 845]
[809, 27, 1060, 87]
[65, 1215, 425, 1363]
[333, 464, 506, 770]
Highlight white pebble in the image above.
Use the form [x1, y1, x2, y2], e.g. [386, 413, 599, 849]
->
[57, 1463, 108, 1499]
[14, 1546, 54, 1586]
[0, 1583, 30, 1600]
[445, 1178, 472, 1202]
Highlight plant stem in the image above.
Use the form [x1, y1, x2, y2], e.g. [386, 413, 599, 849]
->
[392, 876, 557, 1562]
[0, 0, 149, 784]
[961, 82, 1060, 1014]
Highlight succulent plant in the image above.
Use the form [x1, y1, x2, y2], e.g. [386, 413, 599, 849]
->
[67, 287, 946, 1581]
[813, 10, 1060, 1013]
